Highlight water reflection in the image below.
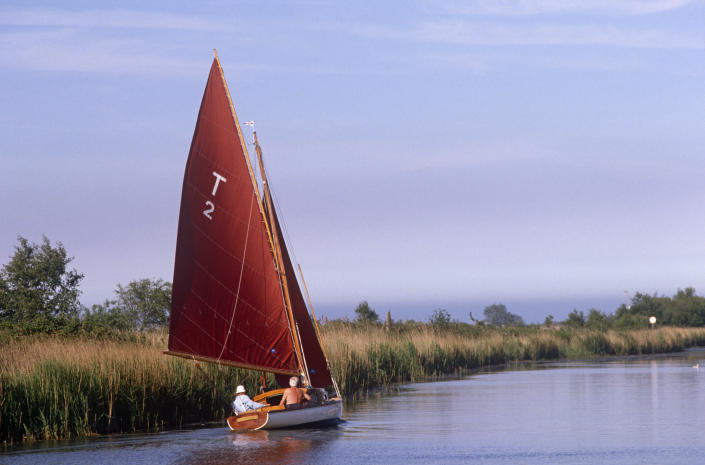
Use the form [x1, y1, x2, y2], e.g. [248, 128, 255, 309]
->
[170, 425, 342, 465]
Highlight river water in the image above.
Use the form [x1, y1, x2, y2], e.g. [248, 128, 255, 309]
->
[3, 350, 705, 464]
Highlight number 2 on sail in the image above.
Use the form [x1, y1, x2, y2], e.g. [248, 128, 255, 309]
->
[203, 171, 227, 220]
[203, 201, 215, 220]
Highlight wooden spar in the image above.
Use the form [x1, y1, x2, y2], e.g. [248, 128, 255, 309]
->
[254, 131, 310, 386]
[297, 264, 329, 360]
[163, 350, 299, 376]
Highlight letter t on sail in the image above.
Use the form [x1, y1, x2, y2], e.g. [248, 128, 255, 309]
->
[212, 172, 227, 195]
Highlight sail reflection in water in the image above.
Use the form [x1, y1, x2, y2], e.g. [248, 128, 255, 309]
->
[173, 429, 336, 465]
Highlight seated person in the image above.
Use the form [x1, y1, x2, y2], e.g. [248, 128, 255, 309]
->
[232, 385, 265, 414]
[307, 387, 328, 405]
[279, 376, 311, 410]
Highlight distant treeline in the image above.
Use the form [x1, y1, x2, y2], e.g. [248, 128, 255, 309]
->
[350, 290, 705, 331]
[2, 236, 705, 336]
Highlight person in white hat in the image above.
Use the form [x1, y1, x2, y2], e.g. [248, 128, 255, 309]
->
[232, 385, 266, 414]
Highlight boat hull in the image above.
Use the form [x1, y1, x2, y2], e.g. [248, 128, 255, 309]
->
[227, 400, 342, 431]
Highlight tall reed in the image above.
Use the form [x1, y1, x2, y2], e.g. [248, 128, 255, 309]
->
[0, 332, 264, 444]
[321, 324, 705, 395]
[2, 325, 705, 444]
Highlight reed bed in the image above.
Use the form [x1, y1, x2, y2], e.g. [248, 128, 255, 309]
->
[0, 332, 263, 444]
[2, 325, 705, 444]
[320, 325, 705, 395]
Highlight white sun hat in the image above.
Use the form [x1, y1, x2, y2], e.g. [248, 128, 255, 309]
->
[236, 385, 246, 394]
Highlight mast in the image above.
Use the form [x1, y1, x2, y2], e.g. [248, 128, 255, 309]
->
[259, 148, 335, 387]
[254, 131, 310, 386]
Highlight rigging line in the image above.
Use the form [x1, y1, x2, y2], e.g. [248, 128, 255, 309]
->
[217, 190, 256, 364]
[298, 263, 329, 360]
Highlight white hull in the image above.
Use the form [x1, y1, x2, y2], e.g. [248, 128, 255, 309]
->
[228, 400, 342, 431]
[260, 400, 342, 430]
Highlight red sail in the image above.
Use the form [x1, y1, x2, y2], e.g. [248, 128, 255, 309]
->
[167, 58, 298, 375]
[268, 201, 334, 388]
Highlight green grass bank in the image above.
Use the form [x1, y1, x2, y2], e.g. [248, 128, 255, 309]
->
[2, 325, 705, 444]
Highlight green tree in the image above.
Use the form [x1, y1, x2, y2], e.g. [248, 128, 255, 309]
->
[667, 287, 705, 326]
[82, 300, 134, 332]
[617, 292, 665, 322]
[564, 309, 585, 327]
[544, 314, 555, 326]
[0, 236, 83, 331]
[354, 300, 379, 323]
[586, 309, 610, 330]
[482, 303, 524, 327]
[613, 312, 649, 329]
[112, 278, 172, 330]
[429, 308, 452, 328]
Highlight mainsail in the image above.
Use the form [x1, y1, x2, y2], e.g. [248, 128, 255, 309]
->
[167, 57, 298, 375]
[167, 55, 334, 389]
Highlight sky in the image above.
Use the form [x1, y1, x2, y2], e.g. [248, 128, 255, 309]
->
[1, 0, 704, 323]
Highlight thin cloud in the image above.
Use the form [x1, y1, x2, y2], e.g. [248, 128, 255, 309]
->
[434, 0, 695, 16]
[0, 7, 230, 31]
[0, 30, 205, 76]
[350, 20, 703, 49]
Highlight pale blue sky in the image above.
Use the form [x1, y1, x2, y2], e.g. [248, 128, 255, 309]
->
[1, 1, 703, 322]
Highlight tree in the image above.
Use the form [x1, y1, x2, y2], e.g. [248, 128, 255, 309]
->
[564, 309, 585, 327]
[613, 289, 705, 327]
[586, 309, 610, 330]
[618, 292, 665, 322]
[666, 287, 705, 326]
[0, 236, 83, 331]
[429, 308, 452, 328]
[354, 300, 379, 323]
[112, 278, 172, 330]
[544, 314, 555, 326]
[483, 303, 524, 327]
[82, 300, 134, 332]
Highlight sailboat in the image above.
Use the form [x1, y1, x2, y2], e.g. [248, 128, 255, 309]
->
[165, 51, 342, 430]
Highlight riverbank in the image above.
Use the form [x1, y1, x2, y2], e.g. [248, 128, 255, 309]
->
[321, 323, 705, 393]
[2, 325, 705, 444]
